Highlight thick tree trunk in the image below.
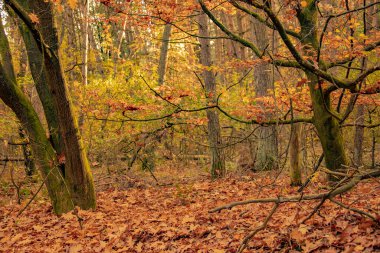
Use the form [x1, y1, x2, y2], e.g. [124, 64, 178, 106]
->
[13, 0, 96, 209]
[289, 123, 302, 186]
[16, 17, 63, 155]
[251, 17, 278, 171]
[0, 67, 73, 214]
[297, 3, 349, 179]
[198, 12, 226, 178]
[307, 73, 348, 175]
[0, 10, 73, 213]
[157, 23, 172, 85]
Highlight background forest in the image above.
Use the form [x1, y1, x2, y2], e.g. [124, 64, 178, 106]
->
[0, 0, 379, 252]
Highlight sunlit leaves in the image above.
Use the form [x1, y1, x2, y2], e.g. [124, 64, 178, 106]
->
[28, 13, 39, 24]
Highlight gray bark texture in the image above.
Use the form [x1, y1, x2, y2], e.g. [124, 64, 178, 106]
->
[251, 17, 278, 171]
[158, 23, 172, 85]
[198, 12, 226, 178]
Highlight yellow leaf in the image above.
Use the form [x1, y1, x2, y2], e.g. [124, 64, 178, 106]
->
[300, 1, 307, 7]
[68, 0, 77, 9]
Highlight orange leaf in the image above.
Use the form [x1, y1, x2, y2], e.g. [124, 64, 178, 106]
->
[29, 13, 39, 24]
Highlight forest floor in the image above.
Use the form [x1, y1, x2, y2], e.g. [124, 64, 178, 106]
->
[0, 166, 379, 253]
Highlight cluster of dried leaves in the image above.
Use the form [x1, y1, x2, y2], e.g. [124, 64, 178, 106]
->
[0, 175, 379, 252]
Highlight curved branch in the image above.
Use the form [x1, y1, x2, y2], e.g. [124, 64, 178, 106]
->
[198, 0, 301, 68]
[229, 0, 301, 39]
[235, 0, 379, 89]
[209, 170, 380, 213]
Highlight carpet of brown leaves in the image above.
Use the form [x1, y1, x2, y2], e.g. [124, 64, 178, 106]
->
[0, 175, 379, 252]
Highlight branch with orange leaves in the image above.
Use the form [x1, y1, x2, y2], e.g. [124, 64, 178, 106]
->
[199, 0, 380, 90]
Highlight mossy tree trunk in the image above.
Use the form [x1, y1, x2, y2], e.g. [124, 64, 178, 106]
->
[0, 69, 74, 213]
[297, 3, 349, 177]
[0, 18, 73, 213]
[29, 0, 96, 209]
[15, 9, 63, 155]
[7, 0, 96, 209]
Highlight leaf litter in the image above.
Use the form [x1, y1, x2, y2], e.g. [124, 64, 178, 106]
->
[0, 175, 379, 252]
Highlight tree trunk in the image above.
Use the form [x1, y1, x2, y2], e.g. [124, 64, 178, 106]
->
[353, 105, 365, 166]
[0, 69, 73, 214]
[12, 0, 96, 209]
[16, 13, 63, 155]
[353, 1, 375, 167]
[82, 0, 89, 87]
[297, 4, 349, 178]
[198, 12, 226, 178]
[157, 23, 171, 85]
[307, 72, 348, 176]
[0, 36, 73, 213]
[251, 17, 278, 171]
[18, 126, 36, 176]
[289, 123, 302, 186]
[236, 12, 246, 60]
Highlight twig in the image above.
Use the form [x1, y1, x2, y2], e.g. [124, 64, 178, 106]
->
[17, 165, 56, 216]
[300, 175, 349, 224]
[297, 153, 324, 192]
[329, 198, 378, 222]
[10, 165, 22, 204]
[237, 203, 279, 253]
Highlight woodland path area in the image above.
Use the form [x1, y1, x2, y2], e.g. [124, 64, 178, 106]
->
[0, 171, 379, 253]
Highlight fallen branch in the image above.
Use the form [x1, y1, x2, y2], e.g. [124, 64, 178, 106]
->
[0, 157, 25, 162]
[301, 175, 350, 224]
[210, 170, 380, 213]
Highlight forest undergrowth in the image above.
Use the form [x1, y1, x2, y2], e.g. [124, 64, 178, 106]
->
[0, 166, 379, 253]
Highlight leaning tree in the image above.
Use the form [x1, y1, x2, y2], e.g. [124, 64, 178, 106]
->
[0, 0, 96, 214]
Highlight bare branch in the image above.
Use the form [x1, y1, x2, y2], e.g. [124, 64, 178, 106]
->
[237, 203, 280, 253]
[209, 170, 380, 213]
[329, 198, 377, 221]
[198, 0, 301, 68]
[229, 0, 300, 39]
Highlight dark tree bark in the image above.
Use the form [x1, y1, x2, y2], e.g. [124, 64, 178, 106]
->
[198, 12, 226, 178]
[289, 123, 302, 186]
[297, 4, 349, 178]
[14, 6, 63, 155]
[0, 15, 73, 213]
[7, 0, 96, 209]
